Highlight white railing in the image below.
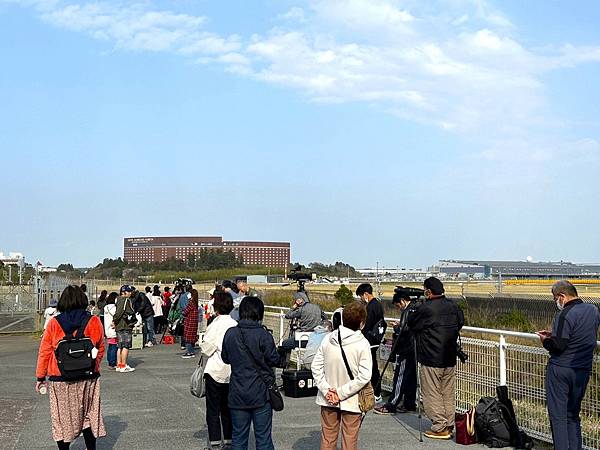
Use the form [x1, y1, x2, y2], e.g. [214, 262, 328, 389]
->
[262, 305, 600, 450]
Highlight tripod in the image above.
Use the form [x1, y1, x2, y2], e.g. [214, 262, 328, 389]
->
[375, 300, 423, 443]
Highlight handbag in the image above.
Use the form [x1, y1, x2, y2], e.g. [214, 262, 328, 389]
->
[455, 407, 478, 445]
[338, 329, 375, 413]
[190, 353, 209, 398]
[239, 329, 284, 412]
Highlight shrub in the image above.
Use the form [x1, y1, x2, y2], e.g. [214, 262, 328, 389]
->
[334, 284, 354, 306]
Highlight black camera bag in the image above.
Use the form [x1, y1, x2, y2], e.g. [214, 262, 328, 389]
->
[475, 397, 512, 448]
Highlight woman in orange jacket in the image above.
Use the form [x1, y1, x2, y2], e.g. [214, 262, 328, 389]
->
[36, 285, 106, 450]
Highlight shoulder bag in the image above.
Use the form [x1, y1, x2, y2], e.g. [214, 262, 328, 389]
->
[338, 329, 375, 413]
[239, 328, 284, 412]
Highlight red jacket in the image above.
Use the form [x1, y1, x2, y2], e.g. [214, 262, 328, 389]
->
[36, 314, 105, 381]
[183, 301, 199, 343]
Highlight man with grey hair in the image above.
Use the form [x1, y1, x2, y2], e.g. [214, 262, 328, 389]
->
[537, 280, 599, 450]
[278, 291, 327, 366]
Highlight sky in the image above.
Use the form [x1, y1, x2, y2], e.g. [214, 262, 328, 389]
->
[1, 0, 600, 268]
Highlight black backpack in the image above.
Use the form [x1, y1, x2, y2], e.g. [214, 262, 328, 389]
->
[367, 318, 388, 346]
[123, 298, 138, 326]
[475, 397, 512, 448]
[496, 386, 534, 449]
[55, 315, 97, 381]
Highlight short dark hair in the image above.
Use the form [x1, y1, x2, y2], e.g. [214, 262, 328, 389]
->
[424, 277, 444, 295]
[343, 301, 367, 331]
[164, 287, 171, 292]
[80, 284, 87, 293]
[355, 283, 373, 297]
[57, 285, 89, 312]
[106, 292, 118, 305]
[214, 291, 234, 315]
[89, 300, 96, 306]
[145, 286, 151, 293]
[239, 296, 264, 322]
[392, 293, 410, 304]
[552, 280, 578, 298]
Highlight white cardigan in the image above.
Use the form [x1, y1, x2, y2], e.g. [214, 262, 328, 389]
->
[103, 304, 117, 339]
[201, 314, 238, 383]
[311, 325, 372, 414]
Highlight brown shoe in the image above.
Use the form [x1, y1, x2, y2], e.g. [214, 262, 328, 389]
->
[424, 429, 452, 440]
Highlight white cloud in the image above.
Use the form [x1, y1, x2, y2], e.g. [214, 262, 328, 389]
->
[6, 0, 600, 154]
[278, 6, 305, 23]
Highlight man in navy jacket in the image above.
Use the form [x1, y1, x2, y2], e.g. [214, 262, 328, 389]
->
[537, 280, 600, 450]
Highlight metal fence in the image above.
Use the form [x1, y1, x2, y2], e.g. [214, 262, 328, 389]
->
[0, 275, 92, 332]
[263, 306, 600, 450]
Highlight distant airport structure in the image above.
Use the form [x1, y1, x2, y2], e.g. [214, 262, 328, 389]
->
[124, 236, 290, 268]
[435, 260, 600, 279]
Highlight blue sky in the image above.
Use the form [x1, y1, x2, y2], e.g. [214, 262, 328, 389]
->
[1, 0, 599, 268]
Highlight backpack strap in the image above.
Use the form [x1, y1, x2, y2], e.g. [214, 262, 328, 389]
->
[338, 329, 355, 381]
[75, 314, 93, 339]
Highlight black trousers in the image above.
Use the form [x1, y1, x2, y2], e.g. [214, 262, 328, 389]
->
[371, 348, 382, 397]
[205, 374, 233, 445]
[387, 353, 417, 411]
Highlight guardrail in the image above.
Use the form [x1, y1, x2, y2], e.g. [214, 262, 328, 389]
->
[262, 305, 600, 449]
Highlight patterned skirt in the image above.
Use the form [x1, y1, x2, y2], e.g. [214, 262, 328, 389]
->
[48, 379, 106, 443]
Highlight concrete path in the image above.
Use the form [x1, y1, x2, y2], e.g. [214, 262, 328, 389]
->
[0, 335, 485, 449]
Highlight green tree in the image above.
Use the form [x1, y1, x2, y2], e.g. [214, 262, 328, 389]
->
[334, 284, 354, 306]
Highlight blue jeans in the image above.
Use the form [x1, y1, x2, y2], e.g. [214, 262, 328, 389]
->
[230, 403, 274, 450]
[546, 364, 591, 450]
[143, 316, 155, 345]
[107, 343, 117, 367]
[185, 342, 196, 355]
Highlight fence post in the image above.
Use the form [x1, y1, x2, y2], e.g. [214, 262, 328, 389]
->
[499, 334, 507, 386]
[279, 313, 284, 346]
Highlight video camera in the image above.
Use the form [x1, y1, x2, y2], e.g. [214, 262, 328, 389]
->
[287, 265, 316, 292]
[393, 286, 425, 303]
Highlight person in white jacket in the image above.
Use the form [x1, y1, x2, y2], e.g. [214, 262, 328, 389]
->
[200, 291, 238, 450]
[103, 292, 119, 369]
[311, 301, 372, 450]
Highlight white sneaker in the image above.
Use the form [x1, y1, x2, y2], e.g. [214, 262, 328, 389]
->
[147, 342, 154, 347]
[119, 365, 136, 373]
[375, 395, 383, 403]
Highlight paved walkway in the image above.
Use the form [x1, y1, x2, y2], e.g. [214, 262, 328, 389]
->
[1, 335, 484, 449]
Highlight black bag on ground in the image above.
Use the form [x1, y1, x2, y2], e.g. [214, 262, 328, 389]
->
[55, 315, 96, 381]
[496, 386, 534, 449]
[475, 397, 512, 448]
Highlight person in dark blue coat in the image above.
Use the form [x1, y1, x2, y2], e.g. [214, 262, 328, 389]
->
[222, 296, 282, 450]
[537, 280, 600, 450]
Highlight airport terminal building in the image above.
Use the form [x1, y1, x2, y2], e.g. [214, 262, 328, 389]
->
[437, 259, 600, 279]
[124, 236, 290, 267]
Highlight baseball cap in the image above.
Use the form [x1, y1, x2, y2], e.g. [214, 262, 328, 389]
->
[120, 284, 134, 293]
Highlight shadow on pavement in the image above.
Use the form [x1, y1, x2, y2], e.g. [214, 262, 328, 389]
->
[291, 430, 321, 449]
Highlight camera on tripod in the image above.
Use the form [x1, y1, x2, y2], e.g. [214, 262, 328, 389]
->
[393, 286, 425, 305]
[287, 265, 316, 292]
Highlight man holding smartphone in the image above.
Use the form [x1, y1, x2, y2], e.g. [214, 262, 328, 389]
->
[537, 280, 599, 450]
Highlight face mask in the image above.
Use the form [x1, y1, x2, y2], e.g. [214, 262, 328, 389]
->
[556, 299, 564, 311]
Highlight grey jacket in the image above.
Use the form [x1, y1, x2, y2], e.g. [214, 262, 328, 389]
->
[285, 302, 327, 331]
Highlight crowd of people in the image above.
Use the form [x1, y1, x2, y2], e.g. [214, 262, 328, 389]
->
[35, 277, 599, 450]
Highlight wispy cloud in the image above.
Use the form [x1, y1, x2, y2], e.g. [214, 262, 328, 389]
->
[4, 0, 600, 164]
